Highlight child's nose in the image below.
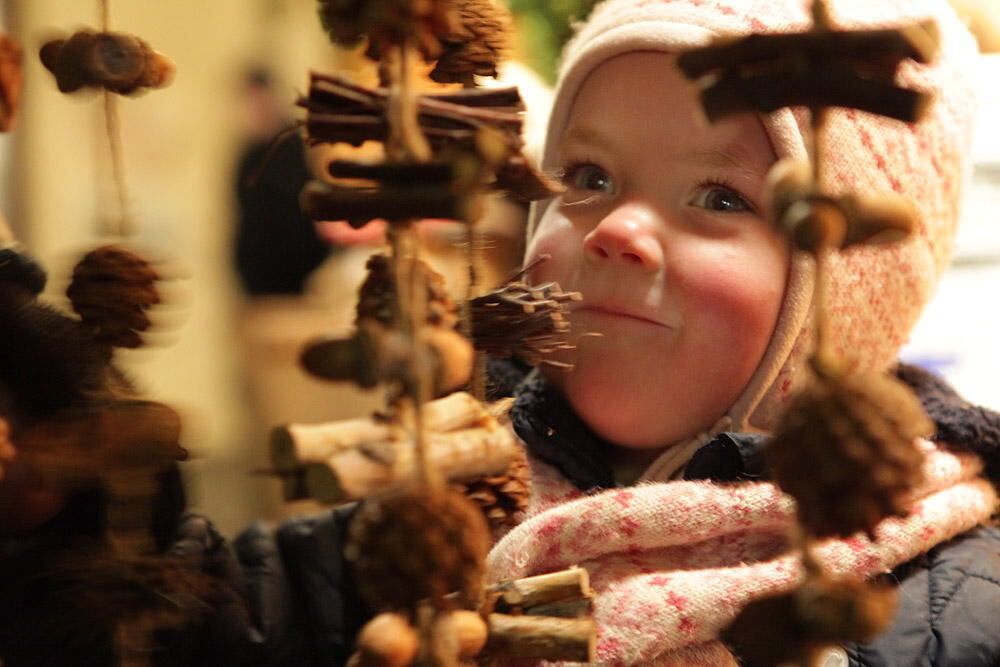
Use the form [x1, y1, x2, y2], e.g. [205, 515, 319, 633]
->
[583, 210, 662, 270]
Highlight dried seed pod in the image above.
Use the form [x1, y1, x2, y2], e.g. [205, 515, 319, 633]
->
[0, 33, 23, 132]
[471, 281, 581, 366]
[40, 31, 174, 95]
[67, 245, 160, 350]
[429, 0, 512, 87]
[348, 612, 420, 667]
[723, 572, 897, 667]
[357, 253, 459, 329]
[767, 366, 931, 539]
[347, 487, 490, 611]
[456, 441, 529, 531]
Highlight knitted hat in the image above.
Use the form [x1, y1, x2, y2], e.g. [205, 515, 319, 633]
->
[527, 0, 978, 477]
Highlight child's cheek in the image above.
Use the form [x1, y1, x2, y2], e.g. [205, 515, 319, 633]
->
[683, 254, 784, 337]
[525, 236, 575, 286]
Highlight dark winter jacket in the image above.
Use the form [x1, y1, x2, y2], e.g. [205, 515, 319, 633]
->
[5, 364, 996, 666]
[225, 362, 1000, 667]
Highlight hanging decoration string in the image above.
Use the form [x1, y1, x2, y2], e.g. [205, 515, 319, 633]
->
[100, 0, 133, 239]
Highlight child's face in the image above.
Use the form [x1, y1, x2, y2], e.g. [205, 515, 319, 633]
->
[526, 52, 789, 450]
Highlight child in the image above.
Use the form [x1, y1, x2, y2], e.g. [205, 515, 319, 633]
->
[483, 0, 1000, 665]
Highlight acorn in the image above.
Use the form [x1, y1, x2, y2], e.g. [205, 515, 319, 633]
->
[347, 612, 420, 667]
[346, 487, 490, 611]
[767, 362, 931, 539]
[66, 245, 160, 350]
[40, 30, 174, 95]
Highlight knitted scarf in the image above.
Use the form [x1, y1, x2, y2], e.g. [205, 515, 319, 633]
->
[487, 441, 997, 665]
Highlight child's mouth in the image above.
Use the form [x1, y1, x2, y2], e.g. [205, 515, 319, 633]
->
[576, 304, 669, 328]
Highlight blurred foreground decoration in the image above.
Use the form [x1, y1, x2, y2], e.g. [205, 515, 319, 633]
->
[0, 3, 204, 667]
[266, 0, 594, 663]
[680, 1, 939, 664]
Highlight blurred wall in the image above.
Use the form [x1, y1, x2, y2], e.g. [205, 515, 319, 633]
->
[5, 0, 336, 534]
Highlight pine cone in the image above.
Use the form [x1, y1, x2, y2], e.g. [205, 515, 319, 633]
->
[320, 0, 455, 62]
[723, 571, 897, 667]
[347, 487, 489, 611]
[429, 0, 511, 86]
[456, 442, 529, 531]
[767, 367, 931, 539]
[67, 245, 160, 349]
[471, 281, 580, 366]
[356, 253, 459, 329]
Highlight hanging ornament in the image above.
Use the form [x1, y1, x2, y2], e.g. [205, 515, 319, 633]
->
[40, 30, 174, 96]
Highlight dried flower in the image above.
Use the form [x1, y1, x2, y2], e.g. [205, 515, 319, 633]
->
[471, 280, 580, 366]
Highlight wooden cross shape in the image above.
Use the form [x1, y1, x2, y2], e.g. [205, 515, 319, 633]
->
[676, 1, 940, 123]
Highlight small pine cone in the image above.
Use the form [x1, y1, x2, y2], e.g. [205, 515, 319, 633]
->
[430, 0, 511, 86]
[356, 253, 459, 329]
[457, 443, 529, 531]
[723, 571, 897, 666]
[767, 368, 932, 539]
[347, 487, 489, 611]
[67, 245, 160, 349]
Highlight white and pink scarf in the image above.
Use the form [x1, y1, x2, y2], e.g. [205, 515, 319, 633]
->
[487, 439, 997, 666]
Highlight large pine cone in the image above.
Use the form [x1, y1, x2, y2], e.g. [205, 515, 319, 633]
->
[429, 0, 511, 86]
[320, 0, 455, 62]
[456, 442, 529, 531]
[767, 367, 931, 539]
[347, 487, 489, 611]
[67, 245, 160, 349]
[356, 253, 459, 329]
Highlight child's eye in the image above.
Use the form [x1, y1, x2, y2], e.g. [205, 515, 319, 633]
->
[690, 185, 754, 213]
[563, 163, 616, 194]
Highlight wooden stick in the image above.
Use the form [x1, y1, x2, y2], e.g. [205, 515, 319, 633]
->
[303, 423, 517, 503]
[272, 391, 487, 473]
[490, 567, 593, 611]
[485, 614, 596, 662]
[300, 179, 465, 226]
[271, 418, 393, 474]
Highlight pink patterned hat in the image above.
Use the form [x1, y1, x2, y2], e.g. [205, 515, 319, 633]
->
[528, 0, 979, 470]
